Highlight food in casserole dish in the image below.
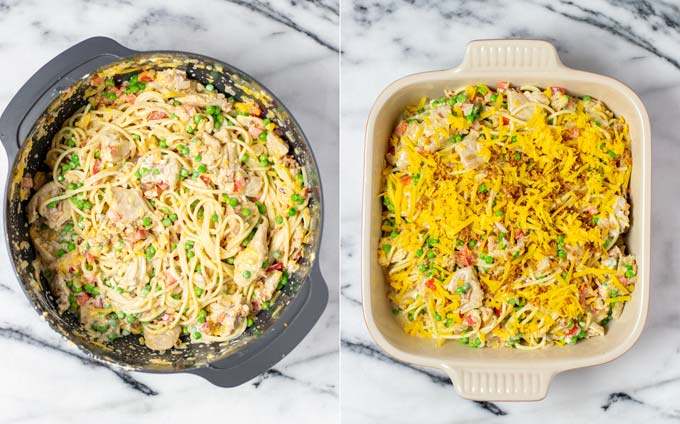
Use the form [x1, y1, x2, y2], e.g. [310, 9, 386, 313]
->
[378, 82, 637, 349]
[26, 69, 312, 351]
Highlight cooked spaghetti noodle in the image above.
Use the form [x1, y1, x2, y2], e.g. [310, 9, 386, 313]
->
[27, 69, 311, 351]
[379, 82, 637, 349]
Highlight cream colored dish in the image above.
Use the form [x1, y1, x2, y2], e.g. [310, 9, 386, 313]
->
[362, 39, 651, 401]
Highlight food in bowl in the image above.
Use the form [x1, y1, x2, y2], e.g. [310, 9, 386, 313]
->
[378, 82, 637, 349]
[26, 69, 312, 351]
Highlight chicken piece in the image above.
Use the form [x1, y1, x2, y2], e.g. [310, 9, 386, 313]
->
[445, 266, 483, 313]
[506, 89, 534, 120]
[120, 256, 147, 290]
[598, 196, 630, 247]
[454, 131, 485, 170]
[139, 155, 180, 189]
[49, 272, 71, 313]
[99, 131, 133, 163]
[525, 91, 550, 105]
[251, 270, 282, 311]
[394, 147, 409, 171]
[269, 228, 288, 260]
[206, 293, 250, 337]
[266, 132, 289, 159]
[233, 220, 269, 287]
[201, 133, 224, 167]
[27, 182, 71, 230]
[143, 326, 181, 351]
[173, 92, 230, 112]
[108, 187, 147, 225]
[147, 69, 191, 94]
[245, 176, 263, 197]
[549, 92, 570, 111]
[587, 321, 605, 337]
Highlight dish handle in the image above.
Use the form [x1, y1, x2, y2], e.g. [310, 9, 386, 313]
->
[442, 366, 555, 401]
[0, 37, 136, 163]
[188, 261, 329, 387]
[456, 39, 563, 73]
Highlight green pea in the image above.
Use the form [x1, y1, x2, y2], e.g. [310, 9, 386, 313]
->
[193, 332, 202, 340]
[145, 246, 156, 259]
[262, 301, 270, 311]
[242, 208, 251, 217]
[288, 207, 297, 216]
[186, 126, 195, 134]
[197, 164, 207, 173]
[152, 168, 160, 175]
[241, 154, 249, 163]
[229, 198, 239, 207]
[479, 183, 488, 194]
[383, 244, 391, 253]
[275, 216, 283, 224]
[159, 139, 168, 148]
[243, 271, 251, 279]
[272, 251, 282, 260]
[162, 217, 172, 227]
[194, 286, 204, 296]
[226, 257, 235, 265]
[205, 84, 215, 92]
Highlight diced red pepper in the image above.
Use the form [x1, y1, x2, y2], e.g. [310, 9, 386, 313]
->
[497, 81, 510, 91]
[249, 126, 264, 138]
[126, 229, 148, 243]
[566, 324, 580, 337]
[76, 293, 89, 306]
[400, 175, 412, 185]
[425, 278, 436, 290]
[550, 86, 566, 95]
[502, 117, 509, 126]
[266, 262, 284, 273]
[147, 111, 167, 120]
[395, 121, 408, 136]
[92, 159, 102, 175]
[138, 74, 154, 83]
[457, 245, 473, 267]
[199, 175, 211, 186]
[233, 179, 244, 193]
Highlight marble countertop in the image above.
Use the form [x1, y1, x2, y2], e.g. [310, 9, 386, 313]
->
[340, 0, 680, 422]
[0, 1, 338, 423]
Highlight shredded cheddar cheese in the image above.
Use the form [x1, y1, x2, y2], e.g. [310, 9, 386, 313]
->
[379, 83, 638, 349]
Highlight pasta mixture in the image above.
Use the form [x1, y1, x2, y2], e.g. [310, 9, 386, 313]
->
[27, 69, 311, 351]
[379, 82, 637, 349]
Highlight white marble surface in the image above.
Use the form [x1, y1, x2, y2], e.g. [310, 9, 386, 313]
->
[340, 0, 680, 422]
[0, 1, 338, 423]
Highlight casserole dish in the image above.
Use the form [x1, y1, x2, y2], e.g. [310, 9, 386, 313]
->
[0, 37, 328, 386]
[362, 39, 650, 401]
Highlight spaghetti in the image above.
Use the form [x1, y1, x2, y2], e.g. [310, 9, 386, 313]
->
[27, 69, 311, 351]
[379, 82, 637, 349]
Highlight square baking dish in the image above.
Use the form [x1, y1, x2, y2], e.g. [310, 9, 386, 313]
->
[361, 39, 651, 401]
